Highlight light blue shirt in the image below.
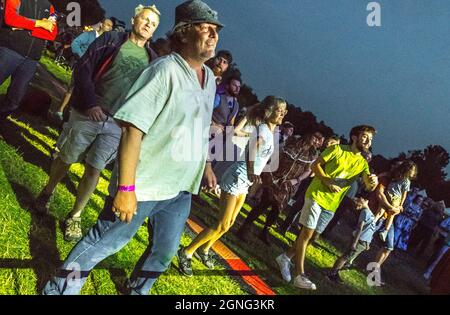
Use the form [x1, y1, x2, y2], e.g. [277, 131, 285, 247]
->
[111, 53, 216, 201]
[357, 208, 377, 243]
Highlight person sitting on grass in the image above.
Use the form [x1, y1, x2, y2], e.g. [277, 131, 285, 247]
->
[373, 160, 418, 242]
[177, 96, 288, 276]
[327, 197, 378, 283]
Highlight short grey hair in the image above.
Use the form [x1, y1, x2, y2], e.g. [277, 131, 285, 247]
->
[134, 4, 161, 17]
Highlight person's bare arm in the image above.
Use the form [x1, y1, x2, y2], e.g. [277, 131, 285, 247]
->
[112, 122, 143, 223]
[203, 162, 217, 189]
[376, 185, 399, 214]
[311, 157, 341, 193]
[398, 191, 408, 212]
[362, 173, 378, 192]
[351, 222, 365, 250]
[247, 136, 263, 185]
[234, 117, 250, 137]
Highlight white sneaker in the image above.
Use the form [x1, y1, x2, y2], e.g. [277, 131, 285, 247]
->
[293, 274, 317, 290]
[275, 253, 292, 283]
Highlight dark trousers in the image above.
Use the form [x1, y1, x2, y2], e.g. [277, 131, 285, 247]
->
[278, 178, 312, 235]
[0, 47, 38, 117]
[322, 196, 354, 237]
[408, 223, 435, 257]
[279, 194, 305, 235]
[240, 187, 280, 234]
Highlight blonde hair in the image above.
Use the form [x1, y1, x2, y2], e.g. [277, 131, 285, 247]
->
[134, 4, 161, 17]
[247, 96, 286, 126]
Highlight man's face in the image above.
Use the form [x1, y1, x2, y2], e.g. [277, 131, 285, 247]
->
[226, 79, 241, 97]
[101, 19, 113, 32]
[353, 131, 373, 152]
[310, 132, 324, 149]
[213, 56, 229, 75]
[282, 127, 294, 138]
[186, 23, 219, 62]
[132, 10, 160, 40]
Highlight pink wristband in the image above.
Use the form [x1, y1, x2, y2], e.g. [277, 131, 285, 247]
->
[118, 185, 135, 192]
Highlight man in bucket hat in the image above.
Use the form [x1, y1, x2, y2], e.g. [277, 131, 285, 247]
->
[43, 0, 222, 295]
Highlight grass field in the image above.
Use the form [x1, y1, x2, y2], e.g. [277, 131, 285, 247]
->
[0, 56, 430, 295]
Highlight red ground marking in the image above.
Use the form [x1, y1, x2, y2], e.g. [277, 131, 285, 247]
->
[186, 218, 276, 295]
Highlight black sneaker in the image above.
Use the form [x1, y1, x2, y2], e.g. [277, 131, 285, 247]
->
[194, 251, 215, 269]
[32, 192, 52, 215]
[326, 270, 344, 284]
[177, 247, 193, 277]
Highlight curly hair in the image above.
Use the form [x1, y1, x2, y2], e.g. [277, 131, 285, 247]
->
[391, 160, 418, 181]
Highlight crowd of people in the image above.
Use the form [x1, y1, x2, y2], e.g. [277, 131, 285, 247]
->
[0, 0, 449, 295]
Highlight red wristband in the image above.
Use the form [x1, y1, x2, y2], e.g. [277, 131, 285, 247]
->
[118, 185, 135, 192]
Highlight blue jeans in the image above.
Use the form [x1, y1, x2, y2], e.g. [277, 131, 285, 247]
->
[43, 192, 191, 295]
[0, 47, 38, 116]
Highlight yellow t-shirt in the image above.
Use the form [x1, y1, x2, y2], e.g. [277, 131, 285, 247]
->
[306, 144, 370, 212]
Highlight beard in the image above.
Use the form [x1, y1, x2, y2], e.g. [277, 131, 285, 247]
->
[356, 142, 370, 153]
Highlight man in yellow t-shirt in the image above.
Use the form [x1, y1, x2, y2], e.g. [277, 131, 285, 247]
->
[276, 125, 379, 290]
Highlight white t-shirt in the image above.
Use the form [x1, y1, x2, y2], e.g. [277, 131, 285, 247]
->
[251, 123, 275, 175]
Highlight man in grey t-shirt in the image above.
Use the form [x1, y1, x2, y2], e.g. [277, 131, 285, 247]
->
[33, 6, 160, 242]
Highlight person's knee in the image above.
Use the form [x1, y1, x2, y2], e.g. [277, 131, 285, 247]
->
[216, 221, 231, 234]
[300, 227, 315, 243]
[84, 163, 101, 179]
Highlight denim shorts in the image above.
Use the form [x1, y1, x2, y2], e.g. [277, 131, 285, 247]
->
[377, 218, 395, 250]
[298, 198, 335, 234]
[57, 109, 121, 170]
[219, 161, 252, 196]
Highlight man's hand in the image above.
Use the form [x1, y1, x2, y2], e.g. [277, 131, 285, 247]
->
[112, 191, 137, 223]
[35, 19, 55, 32]
[203, 163, 217, 190]
[289, 179, 298, 186]
[323, 178, 341, 193]
[366, 174, 378, 190]
[248, 173, 262, 185]
[85, 106, 107, 122]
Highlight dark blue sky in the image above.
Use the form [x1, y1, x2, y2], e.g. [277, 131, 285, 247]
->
[98, 0, 450, 175]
